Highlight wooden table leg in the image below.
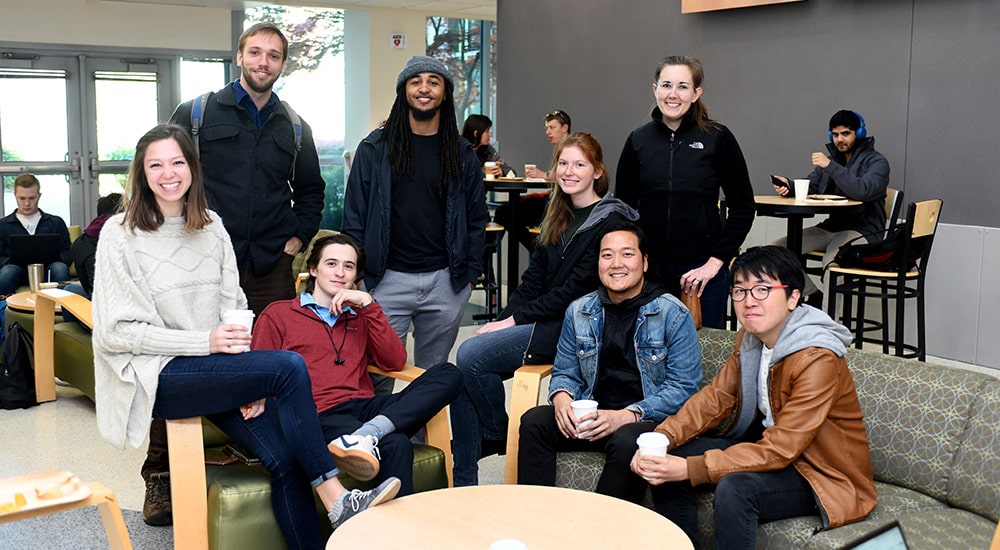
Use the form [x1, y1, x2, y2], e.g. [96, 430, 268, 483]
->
[89, 483, 134, 550]
[33, 293, 57, 403]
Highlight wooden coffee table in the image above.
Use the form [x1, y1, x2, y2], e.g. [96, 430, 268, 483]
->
[327, 484, 692, 549]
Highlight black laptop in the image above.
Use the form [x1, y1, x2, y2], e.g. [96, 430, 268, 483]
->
[839, 520, 910, 550]
[7, 234, 62, 266]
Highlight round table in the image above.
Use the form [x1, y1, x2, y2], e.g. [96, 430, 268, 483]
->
[327, 484, 693, 549]
[755, 194, 863, 257]
[5, 291, 62, 313]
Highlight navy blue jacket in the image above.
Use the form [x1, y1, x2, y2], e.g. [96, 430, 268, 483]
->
[0, 209, 71, 267]
[169, 83, 326, 275]
[342, 126, 487, 292]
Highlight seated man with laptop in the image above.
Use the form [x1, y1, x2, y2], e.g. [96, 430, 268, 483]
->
[0, 174, 72, 296]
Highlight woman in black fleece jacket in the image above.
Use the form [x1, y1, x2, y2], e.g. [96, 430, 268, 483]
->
[616, 55, 755, 328]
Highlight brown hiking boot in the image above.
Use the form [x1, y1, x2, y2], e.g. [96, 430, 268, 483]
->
[142, 473, 172, 526]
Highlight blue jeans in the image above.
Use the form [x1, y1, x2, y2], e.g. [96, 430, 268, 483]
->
[152, 350, 338, 550]
[650, 437, 817, 549]
[0, 261, 70, 295]
[450, 322, 532, 486]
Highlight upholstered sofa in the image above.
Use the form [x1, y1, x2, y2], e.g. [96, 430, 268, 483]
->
[547, 327, 1000, 549]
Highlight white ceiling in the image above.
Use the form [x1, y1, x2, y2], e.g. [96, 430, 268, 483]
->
[103, 0, 497, 19]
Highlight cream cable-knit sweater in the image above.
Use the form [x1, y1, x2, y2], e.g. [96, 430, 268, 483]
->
[93, 212, 246, 449]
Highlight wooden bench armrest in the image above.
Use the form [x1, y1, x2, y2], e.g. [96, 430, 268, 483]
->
[504, 364, 554, 483]
[166, 417, 209, 550]
[367, 364, 454, 487]
[33, 290, 94, 403]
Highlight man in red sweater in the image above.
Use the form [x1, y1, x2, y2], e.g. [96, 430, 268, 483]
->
[253, 233, 463, 496]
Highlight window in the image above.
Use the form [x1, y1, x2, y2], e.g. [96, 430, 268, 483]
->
[426, 17, 498, 128]
[244, 6, 347, 230]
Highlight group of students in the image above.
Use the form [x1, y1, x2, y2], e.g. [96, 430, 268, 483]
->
[86, 21, 878, 550]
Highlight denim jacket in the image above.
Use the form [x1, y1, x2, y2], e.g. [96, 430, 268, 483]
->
[548, 291, 703, 422]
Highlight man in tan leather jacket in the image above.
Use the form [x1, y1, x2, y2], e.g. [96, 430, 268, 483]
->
[631, 246, 875, 549]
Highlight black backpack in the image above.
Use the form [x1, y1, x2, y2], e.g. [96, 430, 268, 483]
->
[0, 322, 38, 409]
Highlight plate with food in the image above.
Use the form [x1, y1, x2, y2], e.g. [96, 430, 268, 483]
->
[807, 194, 848, 202]
[495, 176, 525, 182]
[0, 470, 91, 517]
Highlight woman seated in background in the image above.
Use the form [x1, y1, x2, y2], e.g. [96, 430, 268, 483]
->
[92, 123, 399, 550]
[462, 114, 514, 178]
[449, 132, 639, 486]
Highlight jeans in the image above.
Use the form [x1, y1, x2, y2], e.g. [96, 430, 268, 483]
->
[153, 350, 338, 550]
[0, 261, 70, 295]
[367, 268, 472, 395]
[517, 405, 656, 495]
[650, 437, 817, 550]
[317, 362, 463, 496]
[450, 322, 532, 486]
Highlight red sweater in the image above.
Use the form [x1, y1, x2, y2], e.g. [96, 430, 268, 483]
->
[252, 298, 406, 414]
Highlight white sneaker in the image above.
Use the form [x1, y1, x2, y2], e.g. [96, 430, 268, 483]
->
[328, 434, 381, 481]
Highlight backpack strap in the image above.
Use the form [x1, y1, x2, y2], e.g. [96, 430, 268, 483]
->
[281, 100, 303, 181]
[190, 92, 212, 157]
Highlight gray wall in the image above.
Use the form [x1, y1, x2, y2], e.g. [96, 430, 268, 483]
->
[496, 0, 1000, 367]
[496, 0, 999, 227]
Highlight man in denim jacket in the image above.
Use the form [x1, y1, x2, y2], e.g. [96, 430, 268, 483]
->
[517, 220, 702, 495]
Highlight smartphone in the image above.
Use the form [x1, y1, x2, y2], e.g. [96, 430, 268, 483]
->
[770, 175, 790, 190]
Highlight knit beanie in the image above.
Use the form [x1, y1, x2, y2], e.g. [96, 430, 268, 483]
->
[396, 55, 454, 89]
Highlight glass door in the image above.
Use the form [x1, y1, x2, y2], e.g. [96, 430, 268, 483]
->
[0, 49, 175, 226]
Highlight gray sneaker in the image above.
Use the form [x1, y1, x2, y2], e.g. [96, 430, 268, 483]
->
[328, 477, 401, 530]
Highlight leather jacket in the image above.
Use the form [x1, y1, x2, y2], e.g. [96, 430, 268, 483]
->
[656, 319, 877, 529]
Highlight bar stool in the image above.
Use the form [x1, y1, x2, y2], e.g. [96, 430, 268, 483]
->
[473, 222, 505, 322]
[826, 199, 942, 360]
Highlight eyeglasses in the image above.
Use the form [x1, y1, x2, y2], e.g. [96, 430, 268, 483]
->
[730, 284, 789, 302]
[546, 110, 569, 125]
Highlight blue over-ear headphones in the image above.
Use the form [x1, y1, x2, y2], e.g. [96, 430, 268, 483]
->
[829, 111, 866, 142]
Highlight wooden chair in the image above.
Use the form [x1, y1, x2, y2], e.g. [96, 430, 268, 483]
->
[991, 518, 1000, 550]
[826, 199, 943, 360]
[167, 362, 453, 550]
[32, 289, 92, 403]
[804, 187, 904, 275]
[473, 222, 505, 322]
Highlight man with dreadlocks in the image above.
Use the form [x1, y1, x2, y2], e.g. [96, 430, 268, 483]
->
[343, 55, 487, 393]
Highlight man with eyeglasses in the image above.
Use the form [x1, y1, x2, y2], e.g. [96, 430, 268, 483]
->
[629, 245, 875, 548]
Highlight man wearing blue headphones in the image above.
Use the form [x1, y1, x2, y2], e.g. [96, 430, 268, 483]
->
[771, 110, 890, 305]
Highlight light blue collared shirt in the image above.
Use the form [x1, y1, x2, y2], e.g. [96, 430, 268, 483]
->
[300, 292, 355, 327]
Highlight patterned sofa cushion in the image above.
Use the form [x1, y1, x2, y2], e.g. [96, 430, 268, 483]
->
[946, 376, 1000, 521]
[846, 347, 995, 503]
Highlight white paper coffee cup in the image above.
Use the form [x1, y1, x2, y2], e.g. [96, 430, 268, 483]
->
[636, 431, 669, 457]
[570, 399, 598, 429]
[793, 179, 810, 202]
[524, 163, 537, 176]
[484, 161, 497, 180]
[222, 309, 255, 351]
